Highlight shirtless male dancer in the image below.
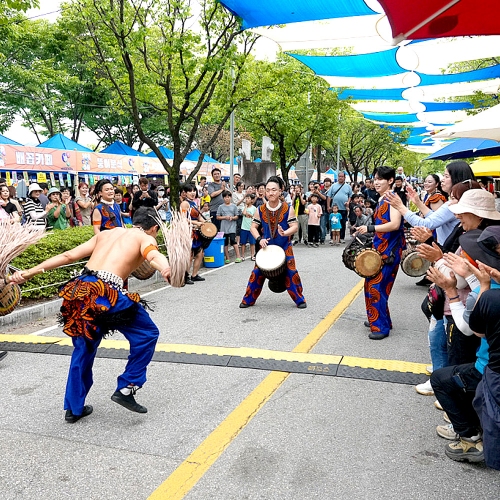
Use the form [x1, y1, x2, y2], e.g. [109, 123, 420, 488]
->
[10, 207, 171, 422]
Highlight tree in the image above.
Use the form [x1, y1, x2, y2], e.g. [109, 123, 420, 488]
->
[61, 0, 258, 207]
[237, 55, 342, 186]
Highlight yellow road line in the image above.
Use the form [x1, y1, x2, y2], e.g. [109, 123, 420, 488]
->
[148, 280, 364, 500]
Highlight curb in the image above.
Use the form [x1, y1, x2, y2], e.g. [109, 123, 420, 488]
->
[0, 272, 165, 329]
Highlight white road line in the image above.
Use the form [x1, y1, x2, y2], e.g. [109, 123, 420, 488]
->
[30, 324, 59, 336]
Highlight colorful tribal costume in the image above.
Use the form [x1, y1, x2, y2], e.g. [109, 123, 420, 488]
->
[364, 197, 406, 337]
[187, 200, 203, 254]
[241, 202, 306, 307]
[58, 268, 159, 416]
[93, 203, 124, 231]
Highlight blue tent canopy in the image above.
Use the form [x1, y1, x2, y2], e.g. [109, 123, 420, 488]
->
[101, 140, 146, 156]
[185, 149, 218, 163]
[146, 146, 175, 159]
[336, 88, 406, 100]
[405, 136, 435, 146]
[383, 126, 429, 136]
[219, 0, 376, 29]
[0, 133, 22, 145]
[362, 112, 420, 124]
[291, 49, 401, 78]
[426, 138, 500, 160]
[37, 133, 93, 152]
[418, 64, 500, 86]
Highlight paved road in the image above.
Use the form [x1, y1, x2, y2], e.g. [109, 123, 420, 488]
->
[1, 243, 499, 499]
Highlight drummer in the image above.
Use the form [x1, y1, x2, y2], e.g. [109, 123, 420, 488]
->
[180, 184, 206, 284]
[240, 176, 306, 309]
[357, 166, 406, 340]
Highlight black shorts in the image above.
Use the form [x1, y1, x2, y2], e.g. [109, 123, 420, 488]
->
[224, 233, 237, 246]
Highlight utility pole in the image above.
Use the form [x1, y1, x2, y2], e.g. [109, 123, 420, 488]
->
[229, 68, 235, 188]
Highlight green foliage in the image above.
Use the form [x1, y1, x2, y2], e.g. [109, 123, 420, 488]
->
[10, 226, 168, 299]
[11, 226, 95, 299]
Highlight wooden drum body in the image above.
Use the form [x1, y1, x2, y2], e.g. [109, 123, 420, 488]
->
[131, 260, 156, 280]
[0, 279, 21, 317]
[199, 222, 217, 250]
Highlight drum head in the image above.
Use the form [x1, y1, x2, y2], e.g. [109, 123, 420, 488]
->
[354, 249, 382, 278]
[401, 251, 431, 277]
[200, 222, 217, 238]
[255, 245, 286, 272]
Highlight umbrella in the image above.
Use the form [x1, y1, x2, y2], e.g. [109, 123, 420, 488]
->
[378, 0, 499, 43]
[471, 156, 500, 177]
[426, 138, 500, 160]
[434, 103, 500, 142]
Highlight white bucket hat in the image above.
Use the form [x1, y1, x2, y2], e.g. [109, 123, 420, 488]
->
[449, 188, 500, 220]
[28, 183, 43, 194]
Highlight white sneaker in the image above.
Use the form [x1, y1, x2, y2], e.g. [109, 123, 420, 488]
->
[415, 379, 434, 396]
[426, 365, 433, 374]
[444, 412, 451, 423]
[434, 399, 443, 410]
[437, 423, 459, 441]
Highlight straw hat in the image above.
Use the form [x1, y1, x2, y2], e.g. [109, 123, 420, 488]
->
[28, 183, 43, 194]
[449, 189, 500, 220]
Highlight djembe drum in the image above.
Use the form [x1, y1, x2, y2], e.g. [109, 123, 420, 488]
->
[0, 278, 21, 317]
[400, 247, 431, 277]
[131, 260, 156, 280]
[342, 235, 383, 279]
[255, 245, 287, 293]
[199, 222, 217, 250]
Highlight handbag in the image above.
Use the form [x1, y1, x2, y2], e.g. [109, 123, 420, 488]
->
[421, 283, 445, 321]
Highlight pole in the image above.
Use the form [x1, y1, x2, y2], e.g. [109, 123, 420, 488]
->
[336, 110, 341, 180]
[229, 68, 235, 189]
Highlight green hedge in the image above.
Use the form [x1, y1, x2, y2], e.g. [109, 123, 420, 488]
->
[11, 226, 167, 299]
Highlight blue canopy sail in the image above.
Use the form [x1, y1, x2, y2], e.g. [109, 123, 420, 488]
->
[219, 0, 376, 29]
[101, 140, 147, 156]
[37, 133, 93, 152]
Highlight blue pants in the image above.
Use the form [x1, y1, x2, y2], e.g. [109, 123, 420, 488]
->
[64, 302, 159, 416]
[429, 317, 448, 371]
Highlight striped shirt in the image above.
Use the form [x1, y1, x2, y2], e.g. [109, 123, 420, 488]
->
[23, 198, 47, 227]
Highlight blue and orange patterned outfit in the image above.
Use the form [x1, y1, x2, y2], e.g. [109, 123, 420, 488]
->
[58, 269, 158, 417]
[93, 203, 124, 231]
[365, 196, 406, 337]
[241, 202, 305, 307]
[187, 200, 203, 252]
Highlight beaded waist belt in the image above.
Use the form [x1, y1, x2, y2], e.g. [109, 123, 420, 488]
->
[80, 267, 124, 290]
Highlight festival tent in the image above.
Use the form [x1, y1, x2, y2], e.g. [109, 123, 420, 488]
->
[185, 149, 218, 163]
[471, 156, 500, 177]
[146, 146, 175, 159]
[37, 133, 93, 152]
[434, 103, 500, 142]
[101, 140, 147, 157]
[426, 138, 500, 161]
[0, 134, 22, 146]
[377, 0, 500, 42]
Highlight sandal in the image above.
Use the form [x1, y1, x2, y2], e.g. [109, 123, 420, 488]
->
[241, 256, 245, 261]
[235, 258, 242, 263]
[251, 256, 256, 261]
[224, 259, 230, 264]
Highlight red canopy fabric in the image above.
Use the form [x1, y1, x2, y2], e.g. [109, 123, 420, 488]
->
[378, 0, 500, 42]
